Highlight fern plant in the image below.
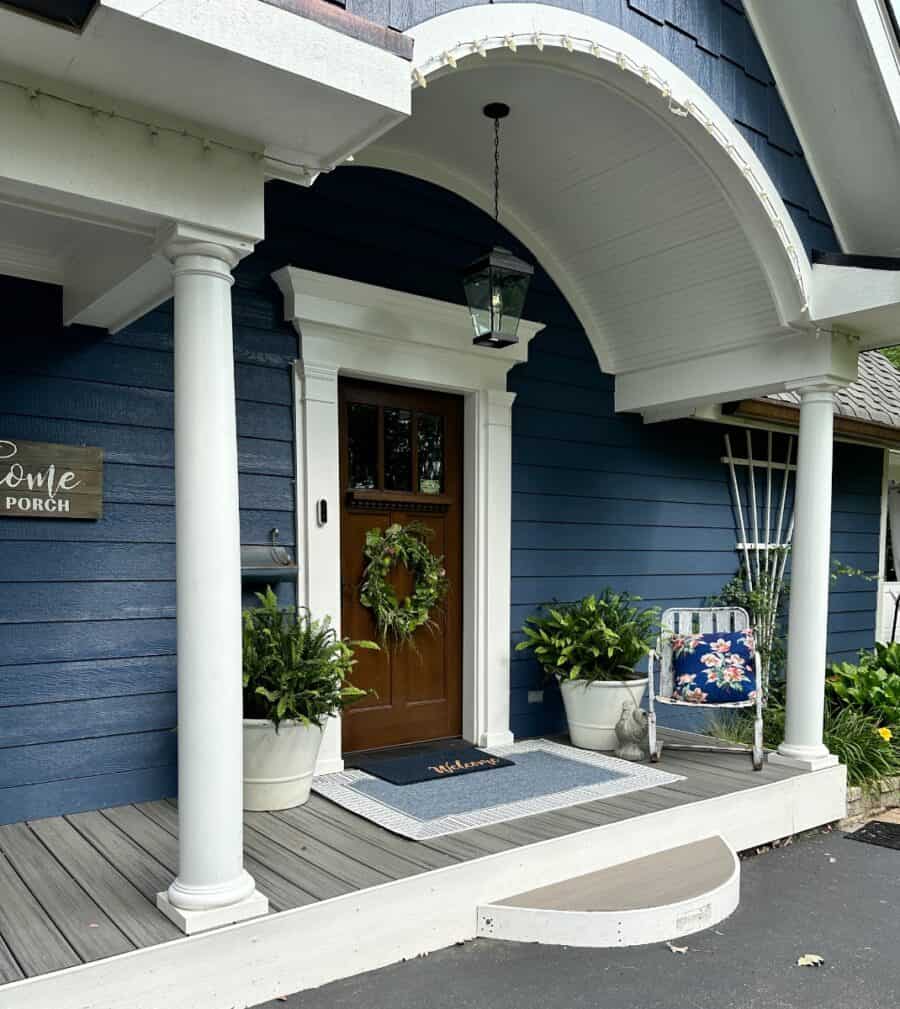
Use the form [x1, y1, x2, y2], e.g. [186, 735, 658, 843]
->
[242, 587, 377, 729]
[516, 590, 658, 683]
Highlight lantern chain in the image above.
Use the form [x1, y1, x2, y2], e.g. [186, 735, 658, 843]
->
[493, 114, 501, 224]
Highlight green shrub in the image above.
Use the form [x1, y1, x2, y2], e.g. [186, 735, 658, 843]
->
[823, 708, 900, 788]
[711, 692, 899, 790]
[827, 643, 900, 726]
[516, 590, 658, 684]
[242, 587, 377, 729]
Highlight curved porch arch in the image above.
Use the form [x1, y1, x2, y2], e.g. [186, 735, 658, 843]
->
[360, 3, 813, 403]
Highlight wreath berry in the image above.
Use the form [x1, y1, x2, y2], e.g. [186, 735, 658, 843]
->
[359, 522, 449, 644]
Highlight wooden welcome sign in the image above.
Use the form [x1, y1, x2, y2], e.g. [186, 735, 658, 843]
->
[0, 439, 103, 520]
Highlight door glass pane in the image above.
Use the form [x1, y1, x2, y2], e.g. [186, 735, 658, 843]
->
[347, 402, 377, 489]
[418, 413, 444, 494]
[384, 408, 412, 491]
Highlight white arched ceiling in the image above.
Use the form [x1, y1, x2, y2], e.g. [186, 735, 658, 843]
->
[357, 3, 832, 414]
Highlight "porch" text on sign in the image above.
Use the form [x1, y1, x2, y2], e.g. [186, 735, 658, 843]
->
[0, 439, 103, 520]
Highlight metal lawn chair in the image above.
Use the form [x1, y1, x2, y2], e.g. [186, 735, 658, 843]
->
[648, 606, 764, 771]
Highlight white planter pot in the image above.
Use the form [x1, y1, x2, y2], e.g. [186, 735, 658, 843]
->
[559, 677, 649, 751]
[242, 718, 323, 811]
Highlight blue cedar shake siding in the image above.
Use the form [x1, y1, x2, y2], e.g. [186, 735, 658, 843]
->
[0, 275, 297, 825]
[332, 0, 839, 256]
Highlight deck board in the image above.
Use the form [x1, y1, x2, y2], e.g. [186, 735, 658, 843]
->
[242, 823, 354, 901]
[0, 822, 133, 962]
[28, 818, 182, 947]
[0, 931, 23, 985]
[275, 806, 429, 879]
[66, 811, 172, 903]
[0, 733, 809, 984]
[0, 849, 80, 977]
[245, 811, 395, 889]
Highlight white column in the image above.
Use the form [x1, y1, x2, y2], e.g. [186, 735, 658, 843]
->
[156, 228, 268, 933]
[473, 388, 516, 748]
[293, 359, 344, 774]
[769, 384, 840, 771]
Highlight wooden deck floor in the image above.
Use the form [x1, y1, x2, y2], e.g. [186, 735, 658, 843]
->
[0, 731, 804, 984]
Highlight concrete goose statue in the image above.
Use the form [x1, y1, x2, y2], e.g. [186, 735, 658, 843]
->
[614, 698, 649, 761]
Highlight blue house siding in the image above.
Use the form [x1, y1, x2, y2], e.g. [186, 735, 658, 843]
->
[260, 170, 877, 739]
[334, 0, 838, 255]
[506, 331, 882, 737]
[0, 149, 876, 824]
[0, 277, 297, 825]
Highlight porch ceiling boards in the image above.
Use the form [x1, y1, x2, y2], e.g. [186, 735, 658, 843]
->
[0, 730, 803, 988]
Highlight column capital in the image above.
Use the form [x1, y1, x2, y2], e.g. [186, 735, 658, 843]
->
[156, 222, 255, 268]
[783, 377, 846, 398]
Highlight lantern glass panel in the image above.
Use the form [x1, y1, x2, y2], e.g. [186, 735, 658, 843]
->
[493, 267, 529, 340]
[462, 264, 494, 340]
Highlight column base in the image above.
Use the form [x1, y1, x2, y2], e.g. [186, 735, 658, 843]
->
[479, 730, 515, 748]
[156, 888, 269, 935]
[768, 750, 839, 772]
[314, 754, 345, 775]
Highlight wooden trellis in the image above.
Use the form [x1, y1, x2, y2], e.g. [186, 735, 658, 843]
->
[722, 430, 796, 684]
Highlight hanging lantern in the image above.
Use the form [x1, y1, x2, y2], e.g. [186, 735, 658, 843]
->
[462, 102, 533, 349]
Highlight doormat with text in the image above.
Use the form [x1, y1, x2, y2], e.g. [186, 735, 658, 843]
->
[349, 744, 514, 786]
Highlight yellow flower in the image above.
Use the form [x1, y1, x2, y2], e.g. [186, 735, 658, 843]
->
[877, 727, 893, 742]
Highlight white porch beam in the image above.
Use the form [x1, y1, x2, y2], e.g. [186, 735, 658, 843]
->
[615, 329, 859, 416]
[155, 223, 267, 934]
[807, 262, 900, 349]
[769, 383, 841, 773]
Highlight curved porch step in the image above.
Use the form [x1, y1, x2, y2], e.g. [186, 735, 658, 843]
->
[476, 835, 739, 948]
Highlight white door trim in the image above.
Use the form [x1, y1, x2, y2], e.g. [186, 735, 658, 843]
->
[272, 267, 544, 771]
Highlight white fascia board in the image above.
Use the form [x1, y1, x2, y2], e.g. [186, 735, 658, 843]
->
[101, 0, 409, 114]
[0, 77, 265, 240]
[614, 329, 859, 415]
[745, 0, 900, 256]
[810, 263, 900, 349]
[0, 1, 410, 176]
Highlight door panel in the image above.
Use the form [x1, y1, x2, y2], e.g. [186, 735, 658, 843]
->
[339, 379, 463, 752]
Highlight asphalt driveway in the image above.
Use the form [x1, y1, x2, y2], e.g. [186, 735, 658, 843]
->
[263, 826, 899, 1009]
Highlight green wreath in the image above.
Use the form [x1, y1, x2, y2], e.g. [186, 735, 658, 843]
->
[359, 522, 448, 644]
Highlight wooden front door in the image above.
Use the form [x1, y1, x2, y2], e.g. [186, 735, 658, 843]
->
[339, 379, 463, 753]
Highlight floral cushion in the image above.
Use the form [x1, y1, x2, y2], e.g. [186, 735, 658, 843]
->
[668, 629, 757, 704]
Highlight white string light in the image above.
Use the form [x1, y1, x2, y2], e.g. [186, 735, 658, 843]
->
[408, 31, 810, 312]
[1, 74, 318, 176]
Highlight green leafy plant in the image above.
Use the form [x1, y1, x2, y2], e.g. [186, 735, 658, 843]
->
[359, 522, 448, 645]
[827, 643, 900, 727]
[516, 590, 658, 683]
[242, 587, 377, 729]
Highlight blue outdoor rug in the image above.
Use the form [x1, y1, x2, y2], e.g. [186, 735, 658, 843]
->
[312, 739, 684, 839]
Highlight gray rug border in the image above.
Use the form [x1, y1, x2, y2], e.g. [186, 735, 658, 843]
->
[311, 739, 685, 840]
